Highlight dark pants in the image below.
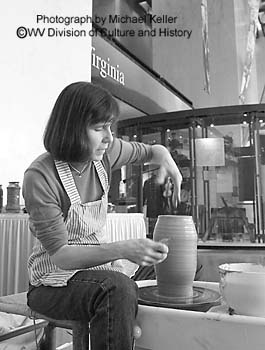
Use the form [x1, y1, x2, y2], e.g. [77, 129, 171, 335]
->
[27, 270, 138, 350]
[133, 256, 204, 281]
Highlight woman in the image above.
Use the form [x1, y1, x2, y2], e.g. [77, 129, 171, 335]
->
[23, 82, 182, 350]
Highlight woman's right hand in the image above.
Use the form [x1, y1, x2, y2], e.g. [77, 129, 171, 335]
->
[117, 238, 168, 266]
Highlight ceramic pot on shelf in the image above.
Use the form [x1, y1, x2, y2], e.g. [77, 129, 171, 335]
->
[153, 215, 198, 298]
[6, 182, 21, 213]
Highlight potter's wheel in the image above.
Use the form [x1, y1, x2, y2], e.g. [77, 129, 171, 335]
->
[138, 285, 221, 312]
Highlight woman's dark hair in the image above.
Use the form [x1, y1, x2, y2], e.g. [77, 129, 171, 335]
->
[44, 81, 119, 162]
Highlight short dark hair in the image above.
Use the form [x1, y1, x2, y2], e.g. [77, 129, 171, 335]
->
[43, 81, 119, 162]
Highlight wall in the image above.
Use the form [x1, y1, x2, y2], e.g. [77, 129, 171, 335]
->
[256, 32, 265, 102]
[117, 0, 153, 67]
[234, 0, 260, 104]
[93, 0, 153, 67]
[152, 0, 263, 108]
[0, 0, 92, 206]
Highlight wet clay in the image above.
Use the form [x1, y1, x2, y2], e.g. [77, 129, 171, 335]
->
[154, 215, 198, 297]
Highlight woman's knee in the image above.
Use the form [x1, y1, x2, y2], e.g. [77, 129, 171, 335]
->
[104, 272, 138, 305]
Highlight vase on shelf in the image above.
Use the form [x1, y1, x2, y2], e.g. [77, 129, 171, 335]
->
[6, 182, 21, 213]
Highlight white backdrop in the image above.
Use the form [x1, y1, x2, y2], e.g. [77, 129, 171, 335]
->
[0, 0, 92, 206]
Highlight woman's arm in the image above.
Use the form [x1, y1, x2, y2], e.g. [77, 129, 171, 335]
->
[109, 139, 182, 207]
[51, 238, 168, 270]
[149, 144, 183, 208]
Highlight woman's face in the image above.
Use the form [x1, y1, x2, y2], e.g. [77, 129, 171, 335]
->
[86, 120, 113, 161]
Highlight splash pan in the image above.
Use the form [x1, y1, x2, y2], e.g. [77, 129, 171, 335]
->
[138, 285, 221, 312]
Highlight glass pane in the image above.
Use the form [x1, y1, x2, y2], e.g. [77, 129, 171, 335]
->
[257, 120, 265, 241]
[198, 123, 256, 243]
[165, 128, 192, 216]
[109, 126, 140, 213]
[142, 127, 164, 237]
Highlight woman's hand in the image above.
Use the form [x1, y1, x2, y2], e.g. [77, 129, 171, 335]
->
[117, 238, 168, 266]
[150, 144, 183, 208]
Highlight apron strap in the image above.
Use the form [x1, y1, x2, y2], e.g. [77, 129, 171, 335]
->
[55, 160, 81, 204]
[93, 161, 109, 194]
[55, 160, 109, 205]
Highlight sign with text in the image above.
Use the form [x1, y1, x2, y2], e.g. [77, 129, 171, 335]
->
[91, 35, 192, 115]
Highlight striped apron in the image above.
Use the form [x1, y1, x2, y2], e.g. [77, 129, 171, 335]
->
[28, 160, 123, 287]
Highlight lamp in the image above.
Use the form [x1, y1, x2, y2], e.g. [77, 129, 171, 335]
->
[195, 138, 225, 167]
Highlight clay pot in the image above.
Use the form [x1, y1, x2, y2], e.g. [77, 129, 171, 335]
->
[154, 215, 198, 297]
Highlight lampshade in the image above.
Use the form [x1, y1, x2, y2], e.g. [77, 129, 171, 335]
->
[195, 138, 225, 167]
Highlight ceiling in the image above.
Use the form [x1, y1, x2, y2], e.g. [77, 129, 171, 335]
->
[115, 97, 146, 120]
